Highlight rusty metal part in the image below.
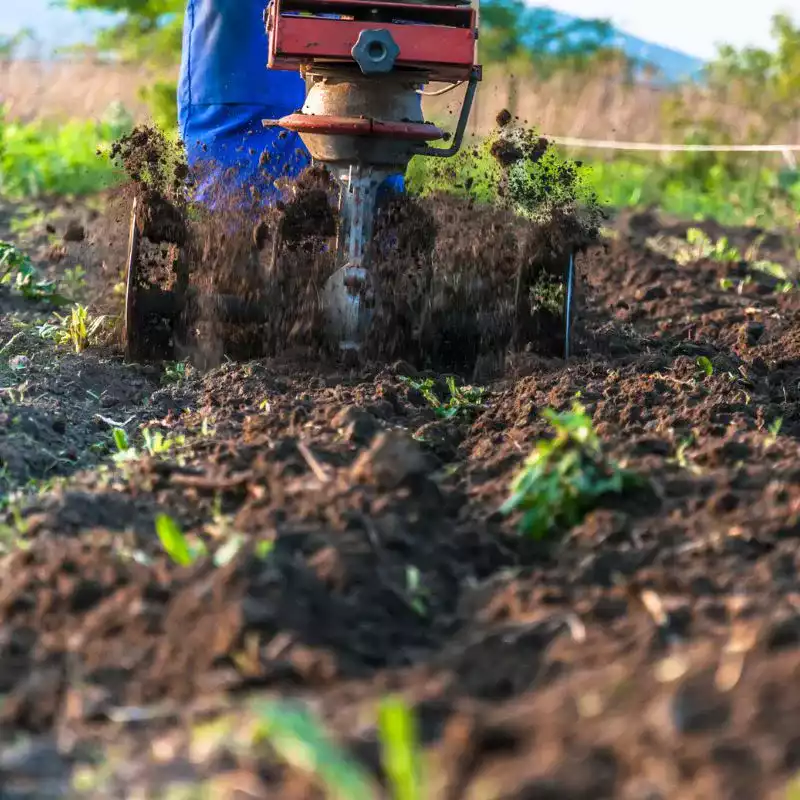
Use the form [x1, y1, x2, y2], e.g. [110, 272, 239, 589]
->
[321, 164, 392, 349]
[273, 72, 427, 167]
[267, 0, 478, 83]
[273, 113, 444, 141]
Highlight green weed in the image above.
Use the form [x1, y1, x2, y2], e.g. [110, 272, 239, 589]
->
[39, 305, 110, 353]
[111, 426, 185, 463]
[155, 514, 207, 567]
[766, 417, 784, 449]
[0, 105, 129, 199]
[679, 228, 740, 264]
[501, 402, 641, 538]
[249, 694, 425, 800]
[400, 376, 486, 420]
[378, 696, 424, 800]
[405, 566, 430, 618]
[0, 241, 70, 304]
[696, 356, 714, 377]
[161, 360, 190, 385]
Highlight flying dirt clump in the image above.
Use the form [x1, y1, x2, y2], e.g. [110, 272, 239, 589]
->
[110, 119, 603, 371]
[369, 119, 604, 370]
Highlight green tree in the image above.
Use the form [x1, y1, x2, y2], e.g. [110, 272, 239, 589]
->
[61, 0, 182, 67]
[706, 13, 800, 143]
[0, 28, 35, 60]
[662, 13, 800, 196]
[478, 0, 634, 77]
[60, 0, 182, 128]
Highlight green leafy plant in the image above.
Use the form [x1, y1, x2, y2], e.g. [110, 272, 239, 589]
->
[696, 356, 714, 377]
[161, 360, 190, 385]
[409, 126, 602, 235]
[111, 426, 185, 463]
[501, 402, 641, 538]
[378, 696, 424, 800]
[677, 228, 740, 265]
[39, 305, 109, 353]
[142, 428, 185, 457]
[154, 513, 207, 566]
[400, 376, 486, 420]
[405, 566, 430, 617]
[0, 241, 69, 304]
[0, 106, 129, 199]
[765, 417, 783, 449]
[249, 695, 426, 800]
[111, 427, 139, 464]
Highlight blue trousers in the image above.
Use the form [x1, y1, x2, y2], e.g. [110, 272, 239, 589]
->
[178, 0, 404, 202]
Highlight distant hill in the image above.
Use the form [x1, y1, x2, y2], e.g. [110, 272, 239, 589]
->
[529, 7, 705, 83]
[5, 1, 705, 83]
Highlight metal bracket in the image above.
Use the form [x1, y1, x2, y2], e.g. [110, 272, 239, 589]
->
[414, 66, 479, 159]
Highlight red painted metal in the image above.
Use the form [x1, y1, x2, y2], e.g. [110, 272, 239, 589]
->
[267, 0, 478, 82]
[276, 113, 446, 140]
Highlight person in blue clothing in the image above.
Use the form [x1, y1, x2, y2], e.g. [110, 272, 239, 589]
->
[178, 0, 404, 204]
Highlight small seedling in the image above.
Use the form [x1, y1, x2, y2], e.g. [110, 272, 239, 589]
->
[377, 696, 425, 800]
[154, 514, 207, 566]
[405, 566, 430, 617]
[142, 428, 185, 457]
[400, 376, 486, 420]
[679, 228, 740, 265]
[250, 700, 375, 800]
[62, 266, 87, 297]
[500, 402, 641, 539]
[39, 305, 109, 353]
[765, 417, 783, 449]
[696, 356, 714, 377]
[161, 360, 190, 385]
[0, 241, 70, 304]
[248, 695, 427, 800]
[112, 428, 138, 463]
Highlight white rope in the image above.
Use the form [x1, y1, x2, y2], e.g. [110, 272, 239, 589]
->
[418, 81, 464, 97]
[544, 135, 800, 168]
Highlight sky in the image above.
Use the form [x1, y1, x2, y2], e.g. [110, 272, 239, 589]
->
[543, 0, 800, 59]
[3, 0, 800, 61]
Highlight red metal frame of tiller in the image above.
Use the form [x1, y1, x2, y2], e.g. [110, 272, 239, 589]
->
[267, 0, 479, 84]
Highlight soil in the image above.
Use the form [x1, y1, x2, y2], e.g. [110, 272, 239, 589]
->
[3, 182, 800, 799]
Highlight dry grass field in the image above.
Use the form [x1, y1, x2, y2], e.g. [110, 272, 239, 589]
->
[5, 57, 793, 146]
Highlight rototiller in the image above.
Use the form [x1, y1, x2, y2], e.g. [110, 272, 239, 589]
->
[123, 0, 482, 361]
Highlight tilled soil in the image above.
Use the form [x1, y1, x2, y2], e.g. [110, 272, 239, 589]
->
[2, 202, 800, 798]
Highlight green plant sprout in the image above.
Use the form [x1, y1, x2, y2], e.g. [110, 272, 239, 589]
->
[765, 417, 784, 449]
[696, 356, 714, 377]
[251, 700, 375, 800]
[378, 696, 425, 800]
[400, 376, 486, 420]
[249, 694, 426, 800]
[162, 360, 190, 385]
[405, 566, 430, 617]
[501, 402, 641, 539]
[111, 426, 186, 463]
[154, 514, 207, 566]
[681, 228, 741, 264]
[0, 241, 70, 304]
[39, 305, 109, 353]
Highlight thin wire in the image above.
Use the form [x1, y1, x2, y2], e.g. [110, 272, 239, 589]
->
[541, 136, 800, 168]
[418, 81, 464, 97]
[547, 135, 800, 153]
